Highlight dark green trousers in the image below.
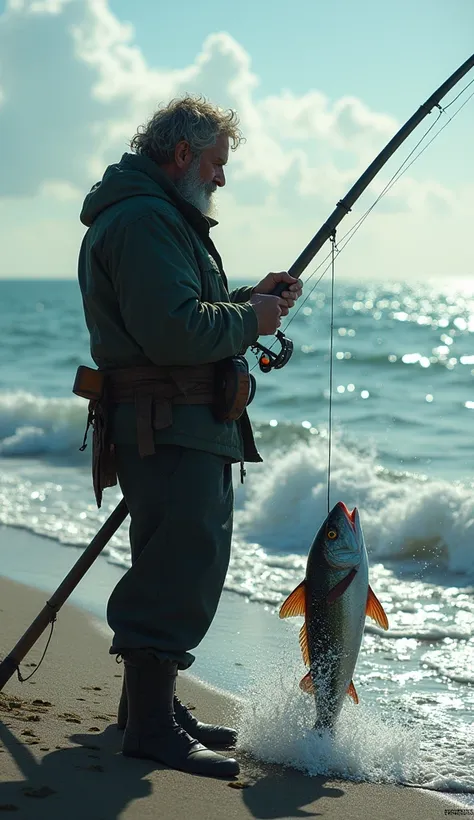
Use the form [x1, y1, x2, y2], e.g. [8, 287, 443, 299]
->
[107, 444, 233, 669]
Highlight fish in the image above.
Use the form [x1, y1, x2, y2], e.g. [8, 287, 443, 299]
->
[279, 500, 388, 731]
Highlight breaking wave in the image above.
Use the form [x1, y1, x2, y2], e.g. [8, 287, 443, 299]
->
[0, 393, 473, 586]
[0, 392, 474, 580]
[236, 435, 474, 579]
[0, 391, 87, 457]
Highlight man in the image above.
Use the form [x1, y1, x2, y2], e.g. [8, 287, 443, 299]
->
[78, 95, 302, 778]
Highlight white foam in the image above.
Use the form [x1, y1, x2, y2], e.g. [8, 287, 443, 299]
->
[365, 624, 473, 642]
[237, 659, 474, 792]
[0, 391, 86, 455]
[236, 436, 474, 578]
[422, 642, 474, 685]
[1, 414, 474, 593]
[238, 658, 422, 784]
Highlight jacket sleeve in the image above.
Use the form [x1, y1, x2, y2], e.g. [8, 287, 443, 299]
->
[107, 213, 259, 366]
[229, 285, 255, 303]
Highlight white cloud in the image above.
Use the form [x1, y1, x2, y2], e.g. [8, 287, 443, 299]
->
[6, 0, 74, 14]
[39, 179, 82, 200]
[0, 185, 85, 277]
[260, 90, 398, 152]
[0, 0, 471, 280]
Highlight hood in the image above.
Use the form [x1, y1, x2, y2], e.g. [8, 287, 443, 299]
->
[80, 152, 219, 229]
[80, 153, 173, 226]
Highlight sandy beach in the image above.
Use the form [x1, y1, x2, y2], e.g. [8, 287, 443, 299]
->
[0, 574, 457, 820]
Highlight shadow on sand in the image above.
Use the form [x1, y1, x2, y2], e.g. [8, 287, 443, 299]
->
[0, 719, 344, 820]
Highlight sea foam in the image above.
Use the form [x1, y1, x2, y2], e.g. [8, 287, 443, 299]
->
[1, 390, 473, 578]
[236, 436, 474, 578]
[237, 656, 474, 794]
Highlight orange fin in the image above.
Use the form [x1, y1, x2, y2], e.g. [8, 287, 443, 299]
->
[299, 622, 310, 667]
[299, 671, 315, 695]
[347, 680, 359, 703]
[366, 585, 389, 630]
[279, 580, 306, 619]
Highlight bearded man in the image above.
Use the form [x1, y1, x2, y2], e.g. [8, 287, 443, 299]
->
[78, 95, 302, 778]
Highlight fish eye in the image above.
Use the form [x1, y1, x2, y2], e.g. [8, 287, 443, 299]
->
[327, 528, 338, 540]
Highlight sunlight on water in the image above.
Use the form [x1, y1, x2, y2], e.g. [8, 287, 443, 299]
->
[0, 279, 473, 797]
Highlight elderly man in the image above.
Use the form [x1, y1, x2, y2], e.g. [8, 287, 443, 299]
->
[78, 95, 302, 778]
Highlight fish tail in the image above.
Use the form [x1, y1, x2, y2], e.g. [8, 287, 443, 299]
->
[313, 719, 335, 736]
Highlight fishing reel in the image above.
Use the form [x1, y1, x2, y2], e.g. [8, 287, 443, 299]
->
[251, 330, 294, 373]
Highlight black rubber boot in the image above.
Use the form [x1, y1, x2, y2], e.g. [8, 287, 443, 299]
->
[173, 696, 237, 748]
[121, 650, 239, 778]
[117, 677, 127, 730]
[117, 678, 238, 748]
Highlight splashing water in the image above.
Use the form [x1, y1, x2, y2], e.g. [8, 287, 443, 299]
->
[237, 658, 422, 784]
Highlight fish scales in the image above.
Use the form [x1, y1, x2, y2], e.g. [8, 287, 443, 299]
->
[280, 501, 388, 731]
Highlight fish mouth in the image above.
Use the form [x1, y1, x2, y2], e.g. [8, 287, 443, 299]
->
[336, 501, 358, 532]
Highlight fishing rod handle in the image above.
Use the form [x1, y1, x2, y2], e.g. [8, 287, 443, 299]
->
[272, 272, 299, 299]
[271, 259, 305, 298]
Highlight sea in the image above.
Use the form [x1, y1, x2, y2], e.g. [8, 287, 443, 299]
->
[0, 277, 473, 800]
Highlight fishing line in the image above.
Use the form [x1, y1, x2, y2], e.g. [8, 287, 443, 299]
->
[333, 85, 474, 255]
[442, 75, 474, 109]
[248, 79, 473, 506]
[327, 76, 474, 258]
[327, 233, 337, 513]
[280, 109, 446, 330]
[265, 80, 474, 344]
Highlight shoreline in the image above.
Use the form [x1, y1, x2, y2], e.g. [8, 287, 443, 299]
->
[0, 575, 457, 819]
[0, 523, 292, 696]
[1, 523, 472, 811]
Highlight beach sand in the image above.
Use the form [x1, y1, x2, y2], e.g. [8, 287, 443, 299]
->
[0, 575, 456, 819]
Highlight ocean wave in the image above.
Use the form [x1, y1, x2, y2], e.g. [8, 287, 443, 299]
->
[236, 436, 474, 577]
[1, 390, 473, 580]
[0, 391, 88, 456]
[0, 389, 433, 459]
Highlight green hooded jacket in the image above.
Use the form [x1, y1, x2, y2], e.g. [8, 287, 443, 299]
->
[78, 152, 262, 464]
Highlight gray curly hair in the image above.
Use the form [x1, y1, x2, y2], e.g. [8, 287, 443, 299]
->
[130, 95, 244, 164]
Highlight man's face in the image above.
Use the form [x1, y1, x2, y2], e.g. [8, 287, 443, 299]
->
[175, 134, 229, 216]
[199, 133, 229, 189]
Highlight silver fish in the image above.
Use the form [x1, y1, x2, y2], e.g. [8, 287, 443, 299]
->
[279, 501, 388, 731]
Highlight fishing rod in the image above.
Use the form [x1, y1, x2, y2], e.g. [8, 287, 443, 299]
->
[0, 54, 473, 692]
[251, 51, 474, 371]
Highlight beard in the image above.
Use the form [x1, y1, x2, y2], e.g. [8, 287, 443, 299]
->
[175, 156, 217, 217]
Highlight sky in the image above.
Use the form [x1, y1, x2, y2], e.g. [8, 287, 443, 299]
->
[0, 0, 473, 282]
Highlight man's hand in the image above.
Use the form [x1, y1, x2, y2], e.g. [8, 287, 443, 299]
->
[249, 293, 282, 336]
[253, 271, 303, 316]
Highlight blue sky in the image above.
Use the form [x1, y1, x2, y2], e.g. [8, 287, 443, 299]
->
[0, 0, 473, 281]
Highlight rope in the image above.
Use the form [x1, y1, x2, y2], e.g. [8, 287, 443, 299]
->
[17, 609, 57, 682]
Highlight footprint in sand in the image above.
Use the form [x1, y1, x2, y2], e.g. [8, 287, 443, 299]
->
[58, 713, 81, 724]
[22, 786, 56, 799]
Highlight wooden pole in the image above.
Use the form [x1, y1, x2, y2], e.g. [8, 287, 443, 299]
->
[0, 498, 129, 690]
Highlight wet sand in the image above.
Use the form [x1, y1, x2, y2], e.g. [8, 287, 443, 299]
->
[0, 576, 456, 819]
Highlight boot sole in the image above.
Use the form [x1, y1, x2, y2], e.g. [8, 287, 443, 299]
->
[122, 747, 240, 778]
